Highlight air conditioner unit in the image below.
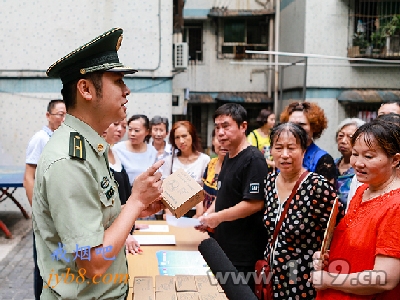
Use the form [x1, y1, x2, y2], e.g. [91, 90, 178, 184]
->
[174, 43, 188, 69]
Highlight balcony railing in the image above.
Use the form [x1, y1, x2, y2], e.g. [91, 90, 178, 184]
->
[348, 1, 400, 59]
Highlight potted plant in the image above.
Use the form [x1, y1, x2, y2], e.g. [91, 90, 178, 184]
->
[382, 15, 400, 55]
[371, 31, 385, 54]
[353, 32, 369, 55]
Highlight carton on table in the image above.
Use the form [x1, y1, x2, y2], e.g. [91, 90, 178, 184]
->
[156, 275, 176, 292]
[156, 291, 177, 300]
[161, 169, 204, 218]
[133, 276, 153, 293]
[175, 275, 197, 292]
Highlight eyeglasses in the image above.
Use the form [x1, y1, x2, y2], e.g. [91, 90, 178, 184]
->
[50, 112, 66, 118]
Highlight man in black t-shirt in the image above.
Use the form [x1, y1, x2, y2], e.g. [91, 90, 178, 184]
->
[198, 103, 269, 290]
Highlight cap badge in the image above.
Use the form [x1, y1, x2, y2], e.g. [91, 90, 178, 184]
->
[116, 35, 123, 51]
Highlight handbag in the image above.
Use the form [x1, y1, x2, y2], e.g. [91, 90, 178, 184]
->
[254, 171, 309, 300]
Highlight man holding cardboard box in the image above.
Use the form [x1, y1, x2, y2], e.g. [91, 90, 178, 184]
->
[198, 103, 269, 290]
[32, 28, 164, 299]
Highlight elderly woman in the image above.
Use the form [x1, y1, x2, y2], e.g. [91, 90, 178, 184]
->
[335, 118, 365, 209]
[312, 119, 400, 299]
[263, 122, 340, 299]
[280, 102, 336, 183]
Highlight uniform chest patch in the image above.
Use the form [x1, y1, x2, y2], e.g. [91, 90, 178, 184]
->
[101, 176, 110, 189]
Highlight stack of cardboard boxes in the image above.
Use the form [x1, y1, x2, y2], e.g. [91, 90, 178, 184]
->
[133, 275, 228, 300]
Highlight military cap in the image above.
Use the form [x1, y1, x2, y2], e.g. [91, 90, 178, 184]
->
[47, 28, 137, 84]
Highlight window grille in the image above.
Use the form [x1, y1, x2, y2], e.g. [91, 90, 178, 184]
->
[183, 24, 203, 62]
[218, 17, 269, 59]
[348, 0, 400, 58]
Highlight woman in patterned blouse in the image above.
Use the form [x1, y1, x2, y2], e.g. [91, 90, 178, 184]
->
[263, 122, 341, 299]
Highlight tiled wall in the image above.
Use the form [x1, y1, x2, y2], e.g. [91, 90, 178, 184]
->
[0, 0, 174, 212]
[0, 0, 173, 77]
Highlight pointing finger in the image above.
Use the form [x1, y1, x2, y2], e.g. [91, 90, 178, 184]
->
[147, 160, 164, 176]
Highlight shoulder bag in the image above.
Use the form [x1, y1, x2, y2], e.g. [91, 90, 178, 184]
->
[254, 171, 309, 300]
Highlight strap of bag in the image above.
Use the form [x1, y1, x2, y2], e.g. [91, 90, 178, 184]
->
[252, 130, 259, 149]
[269, 171, 309, 248]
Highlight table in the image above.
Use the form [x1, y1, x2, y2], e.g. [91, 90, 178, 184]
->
[0, 165, 29, 238]
[127, 221, 209, 300]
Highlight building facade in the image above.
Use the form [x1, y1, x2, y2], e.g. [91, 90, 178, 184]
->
[0, 0, 174, 212]
[172, 0, 276, 152]
[278, 0, 400, 155]
[173, 0, 400, 155]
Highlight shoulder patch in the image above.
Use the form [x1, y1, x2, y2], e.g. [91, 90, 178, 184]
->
[249, 183, 260, 194]
[69, 132, 86, 160]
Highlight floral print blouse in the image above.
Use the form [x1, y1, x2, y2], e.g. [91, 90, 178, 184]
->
[263, 172, 340, 300]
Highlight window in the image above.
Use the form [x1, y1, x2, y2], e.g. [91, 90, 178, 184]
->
[219, 17, 269, 59]
[348, 0, 400, 58]
[183, 23, 203, 62]
[172, 95, 179, 107]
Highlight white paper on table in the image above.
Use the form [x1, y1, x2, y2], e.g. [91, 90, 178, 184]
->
[133, 234, 176, 245]
[166, 215, 201, 228]
[137, 224, 169, 233]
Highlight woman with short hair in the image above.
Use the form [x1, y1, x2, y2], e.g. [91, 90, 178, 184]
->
[334, 118, 365, 209]
[312, 119, 400, 299]
[150, 115, 172, 161]
[263, 122, 340, 299]
[280, 101, 336, 183]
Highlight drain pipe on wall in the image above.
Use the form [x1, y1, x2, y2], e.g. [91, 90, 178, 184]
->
[268, 17, 274, 99]
[274, 0, 280, 117]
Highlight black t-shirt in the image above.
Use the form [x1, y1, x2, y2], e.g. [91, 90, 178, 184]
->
[215, 146, 269, 267]
[315, 153, 337, 183]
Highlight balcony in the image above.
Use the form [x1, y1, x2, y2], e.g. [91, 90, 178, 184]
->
[348, 1, 400, 59]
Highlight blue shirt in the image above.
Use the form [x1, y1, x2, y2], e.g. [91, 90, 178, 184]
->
[113, 141, 157, 184]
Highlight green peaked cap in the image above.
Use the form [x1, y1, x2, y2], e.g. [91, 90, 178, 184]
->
[46, 28, 137, 84]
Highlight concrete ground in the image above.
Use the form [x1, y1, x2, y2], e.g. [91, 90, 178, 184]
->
[0, 212, 34, 300]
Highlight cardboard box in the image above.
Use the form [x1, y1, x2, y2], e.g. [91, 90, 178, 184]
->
[156, 275, 176, 292]
[177, 292, 198, 300]
[161, 169, 204, 218]
[133, 276, 153, 293]
[133, 290, 155, 300]
[175, 275, 197, 292]
[199, 292, 223, 300]
[156, 291, 177, 300]
[194, 276, 218, 293]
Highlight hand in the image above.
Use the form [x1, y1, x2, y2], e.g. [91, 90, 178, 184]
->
[125, 235, 142, 255]
[313, 251, 330, 271]
[135, 224, 150, 230]
[310, 270, 330, 291]
[198, 212, 221, 229]
[130, 160, 164, 209]
[194, 224, 208, 233]
[138, 200, 165, 218]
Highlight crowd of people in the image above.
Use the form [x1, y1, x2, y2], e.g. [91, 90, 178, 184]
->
[25, 28, 400, 300]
